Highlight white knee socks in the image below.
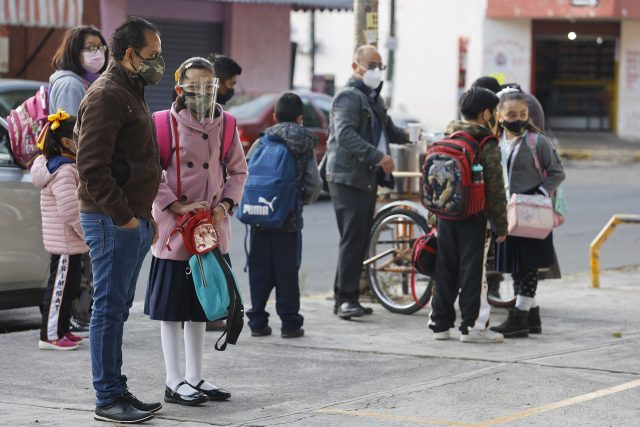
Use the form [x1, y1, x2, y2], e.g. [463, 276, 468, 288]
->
[160, 321, 196, 395]
[184, 321, 217, 391]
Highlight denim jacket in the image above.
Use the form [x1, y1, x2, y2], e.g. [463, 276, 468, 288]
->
[325, 77, 406, 192]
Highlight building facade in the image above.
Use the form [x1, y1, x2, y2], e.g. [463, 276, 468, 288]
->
[293, 0, 640, 140]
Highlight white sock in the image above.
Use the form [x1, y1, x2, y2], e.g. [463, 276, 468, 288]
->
[531, 298, 538, 308]
[515, 295, 534, 311]
[184, 321, 216, 390]
[161, 321, 195, 395]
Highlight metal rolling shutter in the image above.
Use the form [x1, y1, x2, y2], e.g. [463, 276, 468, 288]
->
[143, 20, 223, 112]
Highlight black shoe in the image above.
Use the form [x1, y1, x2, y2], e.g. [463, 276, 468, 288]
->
[357, 303, 373, 315]
[281, 328, 304, 338]
[94, 397, 153, 424]
[187, 380, 231, 401]
[251, 326, 272, 337]
[529, 306, 542, 334]
[121, 390, 162, 413]
[164, 382, 208, 406]
[335, 302, 365, 320]
[490, 307, 529, 338]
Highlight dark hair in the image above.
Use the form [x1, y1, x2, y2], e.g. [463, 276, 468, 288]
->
[459, 87, 499, 120]
[52, 26, 108, 75]
[42, 117, 77, 159]
[110, 16, 160, 61]
[471, 76, 502, 94]
[210, 54, 242, 81]
[275, 92, 303, 123]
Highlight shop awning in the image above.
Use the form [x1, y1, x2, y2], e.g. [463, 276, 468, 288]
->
[0, 0, 83, 28]
[212, 0, 353, 11]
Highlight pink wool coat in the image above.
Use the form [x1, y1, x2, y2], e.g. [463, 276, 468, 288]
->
[151, 104, 248, 260]
[31, 155, 88, 255]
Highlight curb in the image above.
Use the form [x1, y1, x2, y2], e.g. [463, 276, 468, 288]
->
[558, 148, 640, 162]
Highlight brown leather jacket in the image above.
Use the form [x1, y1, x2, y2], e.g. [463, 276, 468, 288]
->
[75, 61, 162, 226]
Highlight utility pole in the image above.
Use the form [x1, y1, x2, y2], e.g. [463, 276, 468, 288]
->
[310, 10, 316, 88]
[385, 0, 396, 107]
[354, 0, 379, 49]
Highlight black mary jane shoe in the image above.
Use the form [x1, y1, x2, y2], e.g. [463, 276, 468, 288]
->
[188, 380, 231, 401]
[164, 382, 208, 406]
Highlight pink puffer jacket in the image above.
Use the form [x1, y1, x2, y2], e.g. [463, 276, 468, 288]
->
[31, 155, 88, 255]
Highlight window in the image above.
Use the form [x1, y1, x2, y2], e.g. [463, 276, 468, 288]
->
[312, 97, 332, 128]
[0, 125, 15, 166]
[302, 100, 321, 128]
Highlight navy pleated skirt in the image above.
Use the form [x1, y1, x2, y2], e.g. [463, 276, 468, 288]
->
[144, 256, 208, 322]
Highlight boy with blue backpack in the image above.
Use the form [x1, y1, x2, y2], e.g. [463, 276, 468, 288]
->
[238, 92, 322, 338]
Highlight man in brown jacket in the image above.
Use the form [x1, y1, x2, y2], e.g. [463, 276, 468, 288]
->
[76, 17, 164, 424]
[428, 87, 508, 344]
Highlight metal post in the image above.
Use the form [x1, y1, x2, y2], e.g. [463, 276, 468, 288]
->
[354, 0, 379, 49]
[386, 0, 396, 107]
[590, 214, 640, 288]
[310, 10, 316, 88]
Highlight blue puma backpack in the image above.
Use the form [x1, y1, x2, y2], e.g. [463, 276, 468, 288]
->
[236, 135, 298, 229]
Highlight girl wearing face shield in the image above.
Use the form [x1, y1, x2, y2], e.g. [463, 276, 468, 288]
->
[144, 57, 248, 406]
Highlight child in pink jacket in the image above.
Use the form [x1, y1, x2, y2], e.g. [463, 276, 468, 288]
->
[144, 57, 247, 406]
[31, 110, 89, 350]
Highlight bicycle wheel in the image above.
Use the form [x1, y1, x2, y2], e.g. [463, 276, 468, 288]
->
[365, 207, 434, 314]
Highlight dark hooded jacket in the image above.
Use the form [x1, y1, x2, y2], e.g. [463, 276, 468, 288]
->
[444, 120, 508, 236]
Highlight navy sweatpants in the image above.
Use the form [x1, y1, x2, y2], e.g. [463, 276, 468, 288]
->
[246, 228, 303, 332]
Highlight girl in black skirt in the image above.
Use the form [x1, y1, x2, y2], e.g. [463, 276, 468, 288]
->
[144, 57, 247, 406]
[490, 90, 566, 338]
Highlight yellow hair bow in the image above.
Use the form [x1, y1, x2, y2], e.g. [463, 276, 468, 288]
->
[48, 108, 71, 131]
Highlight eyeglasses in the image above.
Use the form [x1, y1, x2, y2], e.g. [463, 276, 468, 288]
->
[359, 62, 387, 71]
[82, 44, 107, 54]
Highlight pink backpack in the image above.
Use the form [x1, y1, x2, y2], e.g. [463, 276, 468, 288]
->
[7, 86, 49, 168]
[153, 109, 237, 173]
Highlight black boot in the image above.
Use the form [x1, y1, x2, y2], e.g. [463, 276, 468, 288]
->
[529, 306, 541, 334]
[490, 308, 529, 338]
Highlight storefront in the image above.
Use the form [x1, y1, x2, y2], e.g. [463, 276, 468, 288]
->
[487, 0, 640, 138]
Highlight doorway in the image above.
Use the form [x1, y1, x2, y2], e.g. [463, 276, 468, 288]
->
[533, 21, 619, 132]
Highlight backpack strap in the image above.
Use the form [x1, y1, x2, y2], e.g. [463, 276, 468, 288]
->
[153, 110, 173, 170]
[525, 131, 545, 180]
[221, 111, 236, 161]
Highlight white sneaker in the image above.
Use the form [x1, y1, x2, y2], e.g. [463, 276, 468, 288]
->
[433, 329, 450, 340]
[460, 329, 504, 343]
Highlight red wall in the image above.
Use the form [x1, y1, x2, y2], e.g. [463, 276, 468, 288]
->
[488, 0, 640, 19]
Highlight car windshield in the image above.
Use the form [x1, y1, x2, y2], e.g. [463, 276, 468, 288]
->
[227, 94, 278, 120]
[0, 89, 40, 117]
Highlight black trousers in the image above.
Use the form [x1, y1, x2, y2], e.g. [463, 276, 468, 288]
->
[40, 254, 82, 341]
[329, 182, 377, 306]
[246, 228, 303, 332]
[430, 215, 487, 333]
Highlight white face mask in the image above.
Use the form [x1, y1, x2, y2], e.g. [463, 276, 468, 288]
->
[82, 51, 105, 74]
[362, 67, 382, 89]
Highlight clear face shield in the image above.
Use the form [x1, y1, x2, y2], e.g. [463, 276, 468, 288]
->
[179, 76, 219, 123]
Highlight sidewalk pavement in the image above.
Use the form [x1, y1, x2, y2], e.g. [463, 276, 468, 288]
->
[554, 131, 640, 162]
[1, 267, 640, 426]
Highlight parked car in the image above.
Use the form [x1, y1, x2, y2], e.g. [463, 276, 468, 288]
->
[0, 79, 46, 118]
[228, 90, 423, 162]
[0, 116, 49, 309]
[228, 90, 332, 162]
[0, 80, 93, 321]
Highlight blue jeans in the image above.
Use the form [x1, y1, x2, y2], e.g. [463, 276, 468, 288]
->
[80, 213, 153, 407]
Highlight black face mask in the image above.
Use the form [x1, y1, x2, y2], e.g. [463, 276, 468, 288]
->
[217, 88, 234, 105]
[502, 120, 527, 136]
